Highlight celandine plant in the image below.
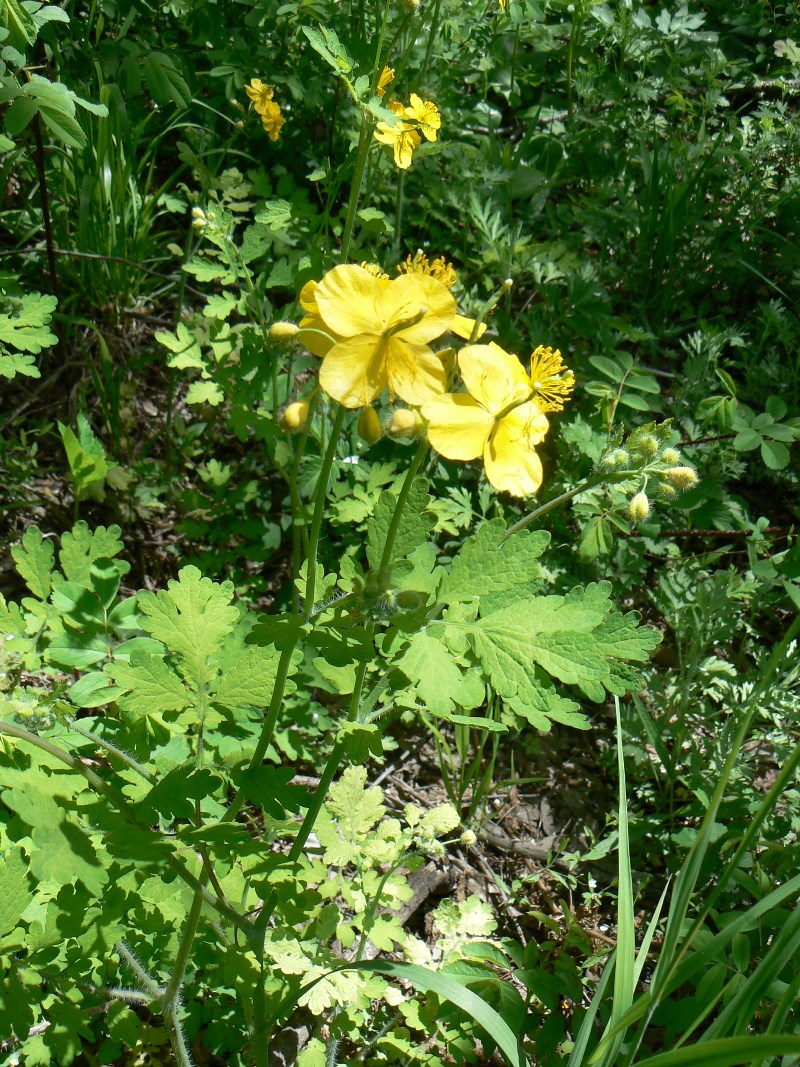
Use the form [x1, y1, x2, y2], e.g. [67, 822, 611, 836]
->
[0, 9, 698, 1067]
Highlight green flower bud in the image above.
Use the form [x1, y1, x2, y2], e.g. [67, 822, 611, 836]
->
[628, 492, 650, 523]
[605, 448, 630, 468]
[460, 829, 477, 847]
[636, 435, 659, 457]
[661, 447, 681, 465]
[358, 406, 382, 446]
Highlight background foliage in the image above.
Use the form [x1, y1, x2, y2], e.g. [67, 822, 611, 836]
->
[1, 0, 800, 1064]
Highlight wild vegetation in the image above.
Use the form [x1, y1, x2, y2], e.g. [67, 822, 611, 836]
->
[1, 1, 800, 1065]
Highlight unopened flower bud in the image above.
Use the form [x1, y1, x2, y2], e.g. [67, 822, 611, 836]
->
[280, 400, 309, 433]
[628, 492, 650, 523]
[269, 321, 300, 344]
[358, 406, 382, 446]
[636, 435, 659, 457]
[460, 829, 477, 847]
[605, 448, 630, 468]
[659, 484, 677, 501]
[401, 0, 420, 9]
[191, 206, 206, 219]
[386, 407, 423, 441]
[664, 466, 698, 490]
[661, 447, 680, 465]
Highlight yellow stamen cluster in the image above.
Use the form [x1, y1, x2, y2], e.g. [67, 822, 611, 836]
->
[245, 78, 285, 141]
[360, 262, 391, 280]
[396, 252, 457, 290]
[528, 346, 576, 412]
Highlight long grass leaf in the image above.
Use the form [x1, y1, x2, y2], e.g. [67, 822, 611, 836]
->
[635, 1035, 800, 1067]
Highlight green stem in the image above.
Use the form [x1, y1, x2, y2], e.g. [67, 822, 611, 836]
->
[504, 469, 635, 537]
[379, 439, 428, 571]
[340, 117, 372, 263]
[304, 404, 347, 618]
[421, 0, 443, 81]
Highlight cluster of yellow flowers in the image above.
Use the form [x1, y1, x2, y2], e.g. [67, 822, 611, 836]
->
[373, 67, 441, 169]
[245, 78, 285, 142]
[276, 260, 574, 497]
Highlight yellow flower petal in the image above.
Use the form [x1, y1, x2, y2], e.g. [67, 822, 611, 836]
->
[382, 274, 456, 345]
[450, 314, 487, 341]
[458, 344, 531, 415]
[422, 393, 494, 460]
[483, 418, 545, 496]
[315, 265, 382, 338]
[319, 335, 389, 408]
[385, 337, 448, 405]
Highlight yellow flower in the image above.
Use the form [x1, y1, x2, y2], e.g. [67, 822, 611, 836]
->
[377, 66, 395, 99]
[403, 94, 441, 142]
[422, 343, 550, 497]
[245, 78, 275, 113]
[374, 117, 421, 169]
[261, 100, 285, 141]
[528, 346, 575, 412]
[311, 264, 456, 409]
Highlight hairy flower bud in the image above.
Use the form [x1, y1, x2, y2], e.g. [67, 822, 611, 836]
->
[280, 401, 309, 433]
[386, 407, 424, 441]
[664, 466, 698, 490]
[460, 829, 477, 847]
[604, 448, 630, 468]
[269, 321, 300, 344]
[661, 447, 681, 465]
[636, 435, 659, 457]
[358, 406, 382, 446]
[628, 492, 650, 523]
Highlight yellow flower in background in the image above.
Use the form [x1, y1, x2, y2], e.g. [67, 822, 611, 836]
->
[403, 94, 441, 142]
[374, 117, 421, 169]
[245, 78, 275, 113]
[377, 66, 395, 98]
[261, 100, 285, 141]
[311, 264, 456, 408]
[528, 346, 575, 411]
[422, 343, 550, 497]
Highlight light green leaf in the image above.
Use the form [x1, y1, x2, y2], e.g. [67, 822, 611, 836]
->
[214, 645, 298, 709]
[0, 291, 57, 353]
[59, 414, 108, 497]
[439, 518, 549, 604]
[110, 651, 191, 718]
[11, 525, 54, 600]
[0, 845, 32, 937]
[156, 322, 204, 369]
[0, 351, 39, 378]
[395, 630, 484, 715]
[59, 522, 127, 585]
[367, 478, 435, 571]
[186, 380, 225, 406]
[136, 566, 238, 687]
